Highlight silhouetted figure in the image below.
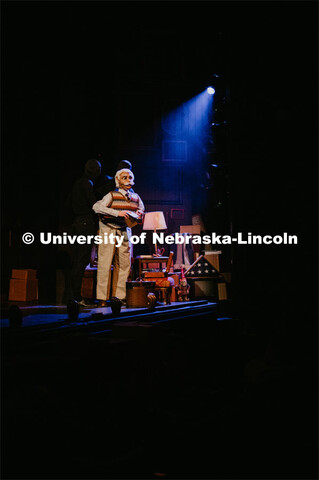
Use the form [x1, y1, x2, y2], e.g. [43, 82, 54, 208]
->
[68, 158, 101, 307]
[95, 159, 133, 199]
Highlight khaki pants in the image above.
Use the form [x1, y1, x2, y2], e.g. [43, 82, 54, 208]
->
[96, 222, 131, 301]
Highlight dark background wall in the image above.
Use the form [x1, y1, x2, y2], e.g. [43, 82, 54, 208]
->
[1, 3, 318, 479]
[1, 1, 318, 320]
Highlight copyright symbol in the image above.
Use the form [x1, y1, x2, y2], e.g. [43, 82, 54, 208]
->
[22, 233, 34, 245]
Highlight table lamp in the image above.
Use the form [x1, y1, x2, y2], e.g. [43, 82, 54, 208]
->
[143, 211, 167, 256]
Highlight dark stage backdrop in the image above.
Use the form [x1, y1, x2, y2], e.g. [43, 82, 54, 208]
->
[1, 2, 318, 480]
[1, 0, 318, 321]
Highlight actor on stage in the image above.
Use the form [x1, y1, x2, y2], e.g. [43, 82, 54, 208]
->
[95, 159, 134, 199]
[92, 168, 144, 307]
[68, 158, 101, 307]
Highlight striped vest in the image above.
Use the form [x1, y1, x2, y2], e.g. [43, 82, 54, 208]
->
[100, 191, 140, 228]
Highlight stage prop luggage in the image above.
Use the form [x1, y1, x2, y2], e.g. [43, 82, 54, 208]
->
[142, 251, 175, 304]
[126, 281, 156, 308]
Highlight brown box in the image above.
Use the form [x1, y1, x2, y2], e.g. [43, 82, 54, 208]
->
[9, 278, 38, 302]
[11, 269, 37, 280]
[203, 252, 221, 271]
[218, 283, 228, 300]
[180, 225, 201, 255]
[81, 267, 97, 299]
[221, 272, 231, 283]
[81, 278, 94, 299]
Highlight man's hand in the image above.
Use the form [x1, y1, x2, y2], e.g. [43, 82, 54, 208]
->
[118, 211, 129, 219]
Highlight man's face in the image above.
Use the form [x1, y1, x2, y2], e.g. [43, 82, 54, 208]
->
[118, 171, 134, 190]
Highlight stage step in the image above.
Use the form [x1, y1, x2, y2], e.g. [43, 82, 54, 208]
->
[1, 300, 221, 346]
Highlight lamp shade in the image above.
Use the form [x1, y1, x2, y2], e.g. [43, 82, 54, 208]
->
[143, 211, 167, 231]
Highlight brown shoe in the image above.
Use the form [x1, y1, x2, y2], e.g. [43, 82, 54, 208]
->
[98, 300, 108, 308]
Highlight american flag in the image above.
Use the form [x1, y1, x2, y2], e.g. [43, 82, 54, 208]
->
[185, 255, 220, 278]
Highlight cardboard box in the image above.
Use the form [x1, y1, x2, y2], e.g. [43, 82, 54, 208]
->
[11, 269, 37, 280]
[203, 251, 221, 271]
[9, 279, 38, 302]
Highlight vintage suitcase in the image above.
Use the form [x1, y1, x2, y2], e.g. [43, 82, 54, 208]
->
[126, 281, 156, 308]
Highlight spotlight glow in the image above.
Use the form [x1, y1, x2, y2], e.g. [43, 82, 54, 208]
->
[207, 86, 215, 95]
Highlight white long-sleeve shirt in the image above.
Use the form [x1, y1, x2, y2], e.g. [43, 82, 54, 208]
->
[92, 188, 145, 217]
